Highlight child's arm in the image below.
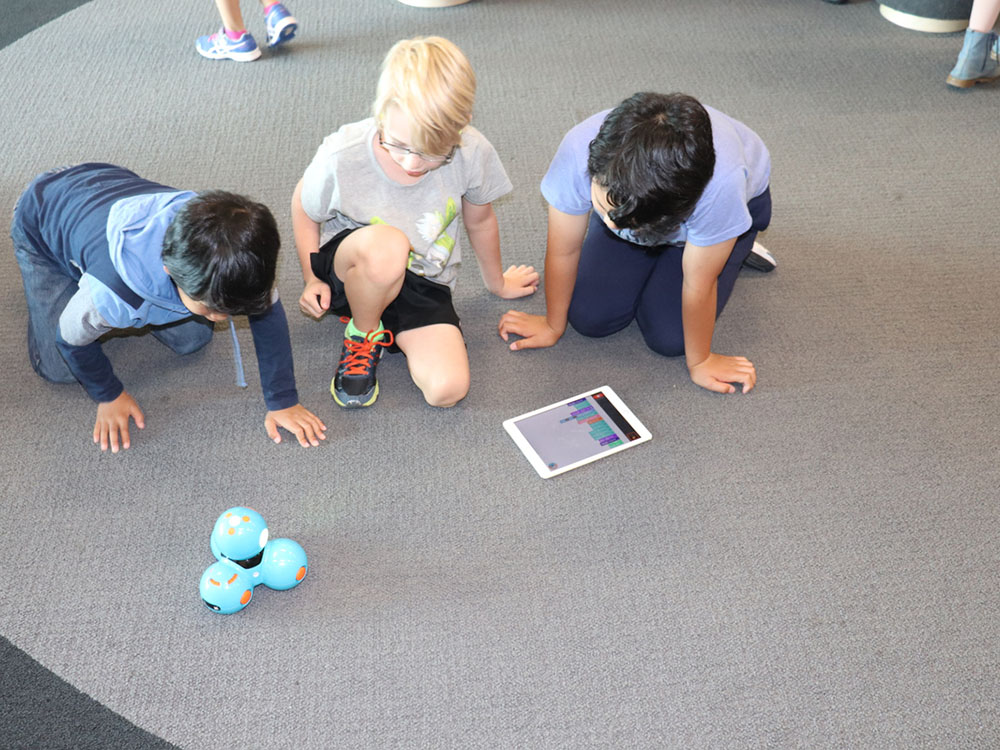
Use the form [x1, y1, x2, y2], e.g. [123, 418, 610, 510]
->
[681, 238, 757, 394]
[55, 299, 145, 452]
[462, 198, 538, 299]
[498, 205, 588, 350]
[291, 179, 330, 318]
[247, 299, 327, 447]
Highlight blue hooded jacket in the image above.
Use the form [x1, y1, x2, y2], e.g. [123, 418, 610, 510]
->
[14, 163, 298, 409]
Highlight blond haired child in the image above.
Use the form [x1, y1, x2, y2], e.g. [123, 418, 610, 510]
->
[292, 36, 537, 408]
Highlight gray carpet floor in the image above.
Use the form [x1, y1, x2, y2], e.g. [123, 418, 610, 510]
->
[1, 0, 998, 748]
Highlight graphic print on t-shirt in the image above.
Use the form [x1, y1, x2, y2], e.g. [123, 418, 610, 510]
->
[413, 197, 459, 274]
[371, 197, 459, 278]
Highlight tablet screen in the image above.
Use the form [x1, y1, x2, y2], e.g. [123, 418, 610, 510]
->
[504, 387, 651, 477]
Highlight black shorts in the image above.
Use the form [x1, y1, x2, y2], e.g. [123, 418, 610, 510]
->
[310, 228, 461, 348]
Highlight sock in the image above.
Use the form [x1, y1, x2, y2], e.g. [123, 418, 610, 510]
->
[346, 318, 384, 340]
[224, 28, 247, 41]
[263, 3, 280, 13]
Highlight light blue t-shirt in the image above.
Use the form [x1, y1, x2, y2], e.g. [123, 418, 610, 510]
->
[540, 105, 771, 247]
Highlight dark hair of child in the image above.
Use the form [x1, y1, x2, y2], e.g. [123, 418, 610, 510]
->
[161, 191, 280, 316]
[587, 92, 716, 242]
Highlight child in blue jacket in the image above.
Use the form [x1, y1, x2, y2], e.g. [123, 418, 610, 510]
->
[12, 163, 326, 452]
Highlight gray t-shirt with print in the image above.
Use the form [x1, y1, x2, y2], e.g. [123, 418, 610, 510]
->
[300, 118, 513, 291]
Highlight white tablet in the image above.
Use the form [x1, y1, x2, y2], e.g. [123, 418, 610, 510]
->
[503, 386, 651, 478]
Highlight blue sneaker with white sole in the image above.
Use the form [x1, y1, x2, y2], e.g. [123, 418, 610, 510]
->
[196, 29, 262, 62]
[265, 3, 298, 48]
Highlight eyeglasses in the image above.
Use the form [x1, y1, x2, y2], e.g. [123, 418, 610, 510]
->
[378, 132, 457, 165]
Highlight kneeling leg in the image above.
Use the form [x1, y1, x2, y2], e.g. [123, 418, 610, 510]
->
[395, 324, 469, 408]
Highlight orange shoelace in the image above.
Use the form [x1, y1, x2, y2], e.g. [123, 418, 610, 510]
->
[338, 319, 394, 376]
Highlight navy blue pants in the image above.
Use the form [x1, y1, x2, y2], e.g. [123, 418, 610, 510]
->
[567, 188, 771, 357]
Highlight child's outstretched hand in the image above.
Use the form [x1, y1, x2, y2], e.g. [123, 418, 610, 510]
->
[497, 311, 562, 351]
[94, 391, 145, 453]
[299, 279, 332, 319]
[688, 352, 757, 394]
[265, 403, 328, 447]
[497, 264, 539, 299]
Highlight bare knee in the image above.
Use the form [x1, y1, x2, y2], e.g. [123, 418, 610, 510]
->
[350, 225, 410, 287]
[420, 371, 470, 408]
[397, 324, 469, 407]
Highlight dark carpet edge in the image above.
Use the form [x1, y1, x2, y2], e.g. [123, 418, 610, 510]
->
[1, 2, 179, 747]
[2, 0, 95, 51]
[0, 635, 181, 750]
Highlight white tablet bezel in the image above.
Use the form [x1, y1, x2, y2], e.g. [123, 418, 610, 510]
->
[503, 385, 652, 479]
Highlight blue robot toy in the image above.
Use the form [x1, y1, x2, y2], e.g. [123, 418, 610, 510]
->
[199, 507, 308, 614]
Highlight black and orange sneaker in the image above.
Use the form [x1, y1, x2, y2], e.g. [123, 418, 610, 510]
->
[331, 320, 394, 408]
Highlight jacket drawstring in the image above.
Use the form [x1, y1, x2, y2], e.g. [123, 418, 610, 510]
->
[229, 317, 247, 388]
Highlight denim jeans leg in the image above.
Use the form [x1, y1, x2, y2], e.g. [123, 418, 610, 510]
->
[11, 218, 79, 383]
[150, 316, 215, 355]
